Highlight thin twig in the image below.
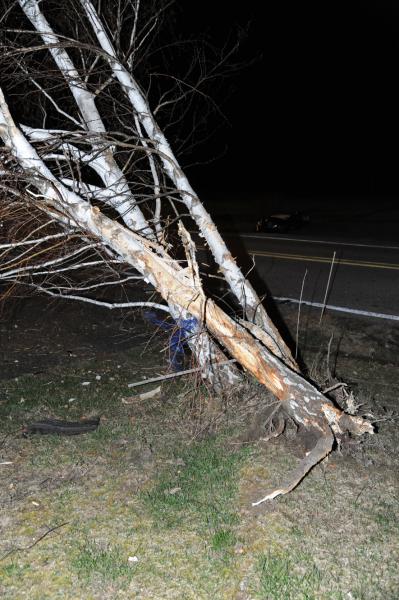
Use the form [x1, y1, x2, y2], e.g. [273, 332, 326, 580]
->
[295, 268, 307, 359]
[127, 359, 236, 388]
[0, 521, 69, 561]
[326, 333, 334, 380]
[322, 382, 348, 394]
[319, 251, 336, 324]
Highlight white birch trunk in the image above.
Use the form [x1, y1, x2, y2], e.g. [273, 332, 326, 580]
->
[0, 103, 373, 499]
[16, 0, 240, 386]
[0, 3, 373, 500]
[78, 0, 297, 371]
[18, 0, 152, 237]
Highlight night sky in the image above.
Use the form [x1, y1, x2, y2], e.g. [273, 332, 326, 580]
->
[177, 1, 399, 197]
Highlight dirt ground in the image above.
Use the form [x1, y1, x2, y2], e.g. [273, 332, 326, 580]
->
[0, 297, 398, 599]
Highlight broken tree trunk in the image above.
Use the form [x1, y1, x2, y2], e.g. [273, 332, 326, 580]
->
[0, 94, 373, 501]
[7, 0, 242, 389]
[0, 1, 374, 501]
[17, 0, 296, 373]
[78, 0, 299, 372]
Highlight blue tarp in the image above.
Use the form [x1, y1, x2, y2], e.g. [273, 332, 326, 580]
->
[144, 311, 198, 371]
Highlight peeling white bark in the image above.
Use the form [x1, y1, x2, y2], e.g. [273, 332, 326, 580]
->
[0, 88, 240, 386]
[19, 0, 153, 238]
[79, 0, 296, 368]
[14, 1, 238, 383]
[1, 4, 374, 501]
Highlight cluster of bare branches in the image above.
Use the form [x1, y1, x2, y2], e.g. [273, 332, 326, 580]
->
[1, 0, 292, 379]
[0, 0, 373, 501]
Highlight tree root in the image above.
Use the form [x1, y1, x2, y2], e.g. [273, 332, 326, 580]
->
[251, 400, 374, 506]
[252, 429, 334, 505]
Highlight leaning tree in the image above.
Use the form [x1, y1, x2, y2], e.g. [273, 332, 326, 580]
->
[0, 0, 372, 503]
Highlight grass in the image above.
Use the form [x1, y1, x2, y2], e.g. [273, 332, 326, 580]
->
[143, 437, 249, 537]
[210, 528, 237, 552]
[371, 500, 399, 534]
[72, 540, 135, 583]
[1, 563, 32, 578]
[1, 316, 399, 598]
[256, 551, 322, 600]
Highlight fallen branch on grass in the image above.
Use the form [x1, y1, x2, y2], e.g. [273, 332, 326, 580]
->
[127, 360, 237, 388]
[22, 417, 100, 436]
[0, 521, 69, 562]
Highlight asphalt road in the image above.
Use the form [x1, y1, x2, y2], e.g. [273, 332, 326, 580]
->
[222, 232, 399, 320]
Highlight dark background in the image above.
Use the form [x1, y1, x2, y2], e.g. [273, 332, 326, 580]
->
[176, 1, 399, 199]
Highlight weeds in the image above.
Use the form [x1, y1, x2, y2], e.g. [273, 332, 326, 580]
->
[143, 437, 249, 547]
[72, 540, 134, 583]
[257, 551, 322, 599]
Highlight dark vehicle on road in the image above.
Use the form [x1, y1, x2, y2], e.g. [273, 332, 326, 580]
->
[255, 211, 309, 233]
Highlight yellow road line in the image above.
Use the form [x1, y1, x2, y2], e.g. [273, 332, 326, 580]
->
[248, 250, 399, 270]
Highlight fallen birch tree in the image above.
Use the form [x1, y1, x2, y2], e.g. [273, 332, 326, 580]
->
[0, 0, 373, 502]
